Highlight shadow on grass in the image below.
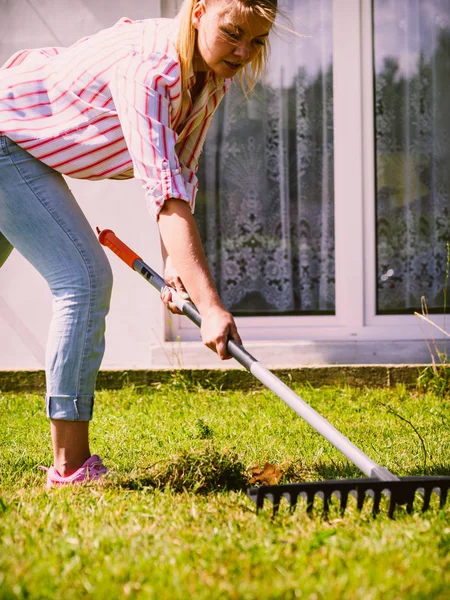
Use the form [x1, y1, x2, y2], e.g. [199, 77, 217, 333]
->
[406, 464, 450, 477]
[313, 462, 450, 480]
[308, 462, 361, 481]
[114, 452, 335, 494]
[115, 455, 361, 495]
[109, 448, 450, 496]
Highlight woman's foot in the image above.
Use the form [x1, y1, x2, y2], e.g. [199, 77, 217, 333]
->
[39, 455, 108, 488]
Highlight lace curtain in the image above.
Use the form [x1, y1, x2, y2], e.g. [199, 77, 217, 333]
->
[375, 0, 450, 313]
[195, 0, 335, 315]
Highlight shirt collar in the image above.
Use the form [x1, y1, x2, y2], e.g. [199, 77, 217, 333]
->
[187, 67, 229, 91]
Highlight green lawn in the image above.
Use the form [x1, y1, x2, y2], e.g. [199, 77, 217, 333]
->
[0, 380, 449, 599]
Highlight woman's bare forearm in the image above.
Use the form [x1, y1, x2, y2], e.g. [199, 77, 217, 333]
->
[157, 199, 224, 315]
[160, 237, 168, 264]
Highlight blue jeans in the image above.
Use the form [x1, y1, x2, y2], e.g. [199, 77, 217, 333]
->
[0, 135, 112, 421]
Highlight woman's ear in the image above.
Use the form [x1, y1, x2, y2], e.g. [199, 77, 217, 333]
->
[192, 0, 207, 30]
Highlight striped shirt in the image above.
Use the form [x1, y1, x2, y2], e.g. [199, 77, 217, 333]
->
[0, 18, 232, 219]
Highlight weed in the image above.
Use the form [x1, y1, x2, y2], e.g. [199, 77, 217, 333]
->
[417, 363, 450, 397]
[195, 418, 214, 439]
[416, 242, 450, 397]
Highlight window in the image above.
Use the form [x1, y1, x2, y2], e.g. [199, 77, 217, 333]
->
[196, 0, 335, 316]
[373, 0, 450, 314]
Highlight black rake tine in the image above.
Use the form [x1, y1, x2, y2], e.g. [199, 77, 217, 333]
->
[339, 491, 349, 516]
[272, 492, 281, 516]
[406, 497, 414, 514]
[357, 489, 365, 511]
[288, 492, 298, 513]
[439, 486, 448, 510]
[421, 487, 431, 512]
[372, 490, 382, 516]
[256, 489, 265, 512]
[388, 495, 397, 519]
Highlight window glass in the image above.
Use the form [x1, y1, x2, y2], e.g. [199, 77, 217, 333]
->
[196, 0, 335, 316]
[374, 0, 450, 314]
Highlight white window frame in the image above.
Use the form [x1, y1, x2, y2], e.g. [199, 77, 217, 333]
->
[166, 0, 449, 347]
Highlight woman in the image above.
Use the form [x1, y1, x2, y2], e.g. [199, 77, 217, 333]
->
[0, 0, 277, 486]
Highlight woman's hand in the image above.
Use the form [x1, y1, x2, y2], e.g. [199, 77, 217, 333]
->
[201, 306, 242, 360]
[160, 255, 190, 315]
[160, 259, 241, 359]
[158, 199, 243, 359]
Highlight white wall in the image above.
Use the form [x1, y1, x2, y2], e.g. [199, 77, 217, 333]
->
[0, 1, 170, 370]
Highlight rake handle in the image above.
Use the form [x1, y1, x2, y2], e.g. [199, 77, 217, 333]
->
[97, 228, 255, 370]
[98, 227, 399, 482]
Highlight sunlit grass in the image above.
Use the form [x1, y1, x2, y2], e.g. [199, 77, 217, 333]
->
[0, 381, 449, 599]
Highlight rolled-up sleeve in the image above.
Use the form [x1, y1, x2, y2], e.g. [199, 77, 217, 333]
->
[111, 52, 192, 220]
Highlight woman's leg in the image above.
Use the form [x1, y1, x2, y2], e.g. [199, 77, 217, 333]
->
[0, 231, 91, 475]
[0, 135, 113, 476]
[50, 420, 90, 476]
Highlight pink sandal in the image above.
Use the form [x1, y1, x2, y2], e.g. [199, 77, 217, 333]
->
[39, 455, 108, 488]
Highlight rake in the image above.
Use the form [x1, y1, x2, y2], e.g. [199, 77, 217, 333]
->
[97, 228, 450, 517]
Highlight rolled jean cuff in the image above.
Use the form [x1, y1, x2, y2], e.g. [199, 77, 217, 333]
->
[46, 395, 94, 421]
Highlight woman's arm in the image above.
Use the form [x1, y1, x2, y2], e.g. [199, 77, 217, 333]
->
[159, 238, 190, 314]
[158, 198, 241, 360]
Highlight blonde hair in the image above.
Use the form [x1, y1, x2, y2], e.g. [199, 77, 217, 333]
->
[176, 0, 278, 93]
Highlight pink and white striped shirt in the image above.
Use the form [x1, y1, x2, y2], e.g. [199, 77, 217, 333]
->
[0, 18, 232, 219]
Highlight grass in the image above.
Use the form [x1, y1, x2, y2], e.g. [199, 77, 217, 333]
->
[0, 380, 449, 599]
[415, 241, 450, 398]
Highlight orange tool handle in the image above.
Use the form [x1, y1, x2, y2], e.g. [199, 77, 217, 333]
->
[97, 227, 142, 269]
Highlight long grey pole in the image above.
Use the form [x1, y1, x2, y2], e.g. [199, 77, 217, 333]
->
[132, 257, 398, 482]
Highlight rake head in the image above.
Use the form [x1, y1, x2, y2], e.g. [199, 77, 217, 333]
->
[247, 476, 450, 518]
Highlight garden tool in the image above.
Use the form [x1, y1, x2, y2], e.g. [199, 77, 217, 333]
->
[97, 227, 450, 517]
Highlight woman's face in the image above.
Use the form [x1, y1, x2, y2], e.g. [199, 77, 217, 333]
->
[192, 0, 273, 77]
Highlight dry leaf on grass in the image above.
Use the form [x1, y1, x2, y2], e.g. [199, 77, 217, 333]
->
[249, 462, 282, 486]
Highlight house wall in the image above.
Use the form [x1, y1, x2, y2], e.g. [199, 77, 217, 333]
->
[0, 0, 444, 370]
[0, 1, 167, 370]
